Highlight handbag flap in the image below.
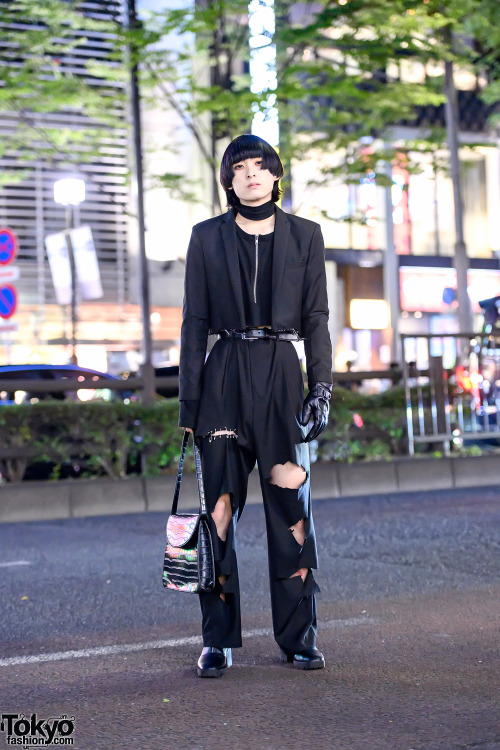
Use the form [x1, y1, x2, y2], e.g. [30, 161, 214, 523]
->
[166, 513, 200, 547]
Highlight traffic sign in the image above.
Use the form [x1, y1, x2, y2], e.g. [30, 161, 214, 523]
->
[0, 228, 18, 265]
[0, 321, 18, 333]
[0, 284, 17, 319]
[0, 267, 19, 282]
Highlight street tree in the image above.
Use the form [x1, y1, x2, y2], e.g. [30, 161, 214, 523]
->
[0, 0, 124, 185]
[108, 0, 498, 214]
[273, 0, 498, 189]
[0, 0, 497, 215]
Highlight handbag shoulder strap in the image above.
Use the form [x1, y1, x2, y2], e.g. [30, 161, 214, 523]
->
[193, 441, 208, 517]
[171, 430, 208, 517]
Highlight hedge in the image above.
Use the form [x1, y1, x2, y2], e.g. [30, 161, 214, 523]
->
[316, 385, 407, 462]
[0, 399, 185, 482]
[0, 386, 473, 483]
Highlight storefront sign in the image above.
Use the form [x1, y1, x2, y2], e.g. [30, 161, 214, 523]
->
[400, 266, 500, 314]
[350, 299, 389, 330]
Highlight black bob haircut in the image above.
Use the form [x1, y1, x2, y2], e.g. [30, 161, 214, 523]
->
[220, 133, 284, 208]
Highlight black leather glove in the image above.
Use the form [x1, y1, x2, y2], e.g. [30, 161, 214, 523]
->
[300, 382, 332, 442]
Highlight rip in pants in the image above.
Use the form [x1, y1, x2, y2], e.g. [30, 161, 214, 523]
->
[269, 462, 309, 583]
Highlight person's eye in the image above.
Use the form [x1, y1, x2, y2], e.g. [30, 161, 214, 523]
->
[233, 164, 243, 170]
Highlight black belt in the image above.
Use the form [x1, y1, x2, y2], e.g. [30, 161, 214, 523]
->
[218, 328, 301, 341]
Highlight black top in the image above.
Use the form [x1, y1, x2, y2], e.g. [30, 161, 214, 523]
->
[235, 222, 274, 328]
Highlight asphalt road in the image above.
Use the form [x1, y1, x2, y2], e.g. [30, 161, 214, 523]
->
[0, 485, 498, 750]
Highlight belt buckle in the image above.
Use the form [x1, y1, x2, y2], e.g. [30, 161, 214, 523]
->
[243, 328, 264, 340]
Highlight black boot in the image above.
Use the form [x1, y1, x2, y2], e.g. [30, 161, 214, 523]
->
[279, 646, 325, 670]
[196, 647, 232, 678]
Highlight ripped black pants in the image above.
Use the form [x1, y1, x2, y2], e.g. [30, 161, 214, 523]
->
[195, 337, 320, 653]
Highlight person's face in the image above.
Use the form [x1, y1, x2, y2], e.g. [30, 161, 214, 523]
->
[231, 157, 278, 206]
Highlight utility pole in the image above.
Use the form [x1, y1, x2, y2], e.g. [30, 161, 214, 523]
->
[126, 0, 155, 405]
[444, 57, 473, 333]
[65, 206, 78, 364]
[382, 157, 401, 365]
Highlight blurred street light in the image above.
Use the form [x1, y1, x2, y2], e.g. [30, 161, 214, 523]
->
[54, 178, 85, 207]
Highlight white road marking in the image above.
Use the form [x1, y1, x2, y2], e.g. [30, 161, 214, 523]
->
[0, 617, 374, 668]
[0, 560, 31, 568]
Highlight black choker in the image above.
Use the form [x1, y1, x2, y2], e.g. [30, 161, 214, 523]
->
[236, 200, 275, 221]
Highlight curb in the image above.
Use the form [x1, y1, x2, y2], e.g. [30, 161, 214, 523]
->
[1, 454, 499, 523]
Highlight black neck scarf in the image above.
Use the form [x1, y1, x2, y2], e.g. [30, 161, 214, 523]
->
[236, 200, 275, 221]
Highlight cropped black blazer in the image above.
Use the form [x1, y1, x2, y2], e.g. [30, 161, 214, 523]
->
[179, 205, 332, 408]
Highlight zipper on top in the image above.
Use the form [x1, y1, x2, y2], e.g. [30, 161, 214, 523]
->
[253, 234, 259, 304]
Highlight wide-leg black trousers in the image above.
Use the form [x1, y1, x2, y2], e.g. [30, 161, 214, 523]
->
[195, 337, 320, 653]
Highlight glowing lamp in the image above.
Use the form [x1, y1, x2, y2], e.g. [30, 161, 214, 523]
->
[350, 299, 389, 330]
[53, 177, 86, 207]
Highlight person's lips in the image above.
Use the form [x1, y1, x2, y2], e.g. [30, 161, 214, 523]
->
[247, 182, 260, 187]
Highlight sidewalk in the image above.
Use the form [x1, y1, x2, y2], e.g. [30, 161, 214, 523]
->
[1, 453, 499, 523]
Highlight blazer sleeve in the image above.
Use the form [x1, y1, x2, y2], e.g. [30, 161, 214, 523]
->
[301, 224, 333, 387]
[179, 226, 209, 425]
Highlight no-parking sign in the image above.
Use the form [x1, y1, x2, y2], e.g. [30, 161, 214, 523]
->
[0, 284, 17, 319]
[0, 228, 19, 324]
[0, 228, 18, 265]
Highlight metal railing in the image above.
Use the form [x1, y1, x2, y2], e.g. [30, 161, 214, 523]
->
[0, 370, 402, 398]
[331, 368, 402, 386]
[0, 375, 179, 408]
[0, 375, 177, 396]
[402, 332, 500, 455]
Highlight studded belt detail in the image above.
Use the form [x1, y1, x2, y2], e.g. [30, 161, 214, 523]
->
[218, 329, 301, 342]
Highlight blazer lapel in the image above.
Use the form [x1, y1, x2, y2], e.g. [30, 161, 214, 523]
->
[271, 206, 290, 323]
[221, 210, 246, 325]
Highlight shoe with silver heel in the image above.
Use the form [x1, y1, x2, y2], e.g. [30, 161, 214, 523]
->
[196, 647, 232, 678]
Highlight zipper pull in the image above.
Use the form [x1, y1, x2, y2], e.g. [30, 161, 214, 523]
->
[254, 234, 259, 304]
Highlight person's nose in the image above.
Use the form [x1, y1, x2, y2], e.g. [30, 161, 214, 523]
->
[245, 165, 255, 178]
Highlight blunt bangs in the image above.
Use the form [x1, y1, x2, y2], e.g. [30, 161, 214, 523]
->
[220, 134, 284, 207]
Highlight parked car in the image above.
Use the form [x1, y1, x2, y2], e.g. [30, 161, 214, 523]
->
[0, 364, 129, 403]
[153, 364, 179, 398]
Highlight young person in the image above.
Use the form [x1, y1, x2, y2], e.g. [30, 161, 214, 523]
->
[179, 133, 332, 677]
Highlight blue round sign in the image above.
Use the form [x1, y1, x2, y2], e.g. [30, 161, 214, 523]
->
[0, 284, 17, 319]
[0, 228, 18, 265]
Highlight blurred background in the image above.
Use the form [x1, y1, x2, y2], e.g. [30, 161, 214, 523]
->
[0, 0, 499, 477]
[0, 0, 498, 376]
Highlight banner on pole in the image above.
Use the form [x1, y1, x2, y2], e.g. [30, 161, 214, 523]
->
[70, 225, 103, 300]
[45, 231, 72, 305]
